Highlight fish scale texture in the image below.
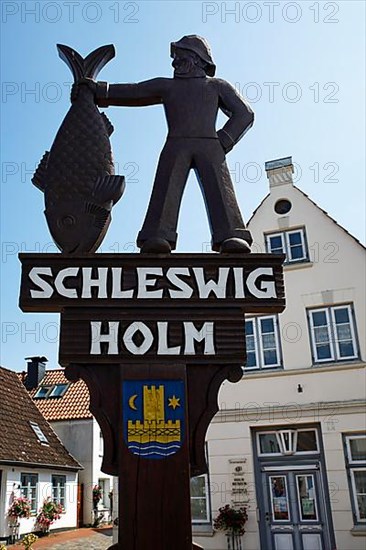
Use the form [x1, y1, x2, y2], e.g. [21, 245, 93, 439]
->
[46, 89, 114, 205]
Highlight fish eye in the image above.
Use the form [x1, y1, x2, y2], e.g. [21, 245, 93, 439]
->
[59, 215, 76, 227]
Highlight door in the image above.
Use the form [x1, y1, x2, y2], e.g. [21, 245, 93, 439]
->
[77, 483, 84, 527]
[261, 466, 329, 550]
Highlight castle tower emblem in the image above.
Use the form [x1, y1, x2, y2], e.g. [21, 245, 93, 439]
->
[123, 380, 185, 459]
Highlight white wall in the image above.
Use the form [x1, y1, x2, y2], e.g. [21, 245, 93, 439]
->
[51, 418, 93, 525]
[248, 183, 366, 369]
[0, 466, 78, 538]
[51, 418, 113, 525]
[92, 418, 113, 524]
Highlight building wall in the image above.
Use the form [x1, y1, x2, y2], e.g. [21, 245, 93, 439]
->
[248, 183, 366, 369]
[51, 418, 113, 525]
[194, 407, 365, 550]
[194, 164, 366, 550]
[92, 417, 113, 523]
[0, 466, 78, 539]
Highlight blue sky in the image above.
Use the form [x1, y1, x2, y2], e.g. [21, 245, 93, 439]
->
[1, 0, 365, 370]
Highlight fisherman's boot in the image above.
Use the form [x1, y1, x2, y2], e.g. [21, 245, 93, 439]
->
[219, 237, 251, 253]
[140, 238, 172, 253]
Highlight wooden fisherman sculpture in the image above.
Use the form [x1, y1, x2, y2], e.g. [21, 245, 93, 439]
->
[73, 35, 254, 254]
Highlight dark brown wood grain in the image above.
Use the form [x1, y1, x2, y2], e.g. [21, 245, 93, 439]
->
[59, 307, 246, 365]
[118, 364, 192, 550]
[19, 253, 285, 313]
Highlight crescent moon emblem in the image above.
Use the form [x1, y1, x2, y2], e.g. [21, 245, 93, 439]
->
[128, 394, 138, 410]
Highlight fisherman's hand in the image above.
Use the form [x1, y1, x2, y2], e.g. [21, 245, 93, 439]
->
[71, 78, 97, 103]
[217, 129, 234, 154]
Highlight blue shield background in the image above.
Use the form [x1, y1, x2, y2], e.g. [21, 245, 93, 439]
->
[123, 379, 185, 460]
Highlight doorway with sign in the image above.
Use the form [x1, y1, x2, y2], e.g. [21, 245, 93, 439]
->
[252, 425, 336, 550]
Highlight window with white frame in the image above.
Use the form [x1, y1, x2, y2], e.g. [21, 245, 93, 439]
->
[265, 228, 308, 263]
[52, 475, 66, 509]
[21, 473, 38, 513]
[34, 384, 68, 399]
[308, 304, 358, 363]
[344, 434, 366, 523]
[190, 475, 210, 523]
[29, 421, 49, 444]
[245, 316, 281, 370]
[98, 478, 111, 508]
[257, 429, 319, 456]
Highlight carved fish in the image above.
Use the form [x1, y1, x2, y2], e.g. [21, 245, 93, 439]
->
[32, 44, 125, 254]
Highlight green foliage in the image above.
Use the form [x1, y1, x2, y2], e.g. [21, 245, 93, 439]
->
[213, 504, 248, 536]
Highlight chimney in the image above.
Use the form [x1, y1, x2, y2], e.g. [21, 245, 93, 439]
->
[265, 156, 294, 188]
[24, 356, 48, 390]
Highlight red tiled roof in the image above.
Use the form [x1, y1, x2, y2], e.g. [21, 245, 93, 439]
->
[22, 369, 92, 422]
[0, 366, 81, 470]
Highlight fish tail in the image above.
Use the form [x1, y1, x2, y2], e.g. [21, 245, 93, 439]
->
[57, 44, 115, 82]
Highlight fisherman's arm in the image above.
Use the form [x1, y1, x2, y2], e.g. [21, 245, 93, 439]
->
[217, 79, 254, 153]
[95, 78, 165, 107]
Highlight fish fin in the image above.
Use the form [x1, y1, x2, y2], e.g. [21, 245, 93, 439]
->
[101, 112, 114, 136]
[93, 175, 125, 205]
[32, 151, 50, 192]
[85, 202, 110, 230]
[57, 44, 115, 82]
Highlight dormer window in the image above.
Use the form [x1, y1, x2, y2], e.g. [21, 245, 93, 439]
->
[34, 386, 52, 399]
[29, 421, 49, 444]
[49, 384, 68, 398]
[265, 228, 308, 263]
[34, 384, 68, 399]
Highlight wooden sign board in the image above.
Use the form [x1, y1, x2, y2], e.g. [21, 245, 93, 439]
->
[19, 253, 285, 366]
[59, 306, 246, 365]
[19, 253, 285, 313]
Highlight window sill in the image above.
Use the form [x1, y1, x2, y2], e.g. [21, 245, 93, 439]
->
[351, 525, 366, 536]
[243, 366, 283, 375]
[284, 261, 313, 271]
[192, 524, 214, 536]
[312, 358, 361, 368]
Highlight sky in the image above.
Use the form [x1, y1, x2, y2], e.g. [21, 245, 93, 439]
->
[1, 0, 365, 371]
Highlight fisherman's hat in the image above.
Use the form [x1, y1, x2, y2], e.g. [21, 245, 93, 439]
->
[170, 35, 216, 77]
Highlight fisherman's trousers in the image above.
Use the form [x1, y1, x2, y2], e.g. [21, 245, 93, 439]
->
[137, 137, 252, 250]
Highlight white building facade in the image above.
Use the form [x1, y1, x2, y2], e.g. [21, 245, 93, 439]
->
[0, 467, 78, 539]
[24, 365, 114, 527]
[193, 157, 366, 550]
[51, 416, 113, 526]
[0, 366, 81, 543]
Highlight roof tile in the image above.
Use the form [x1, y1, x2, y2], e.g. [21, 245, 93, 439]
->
[0, 367, 81, 470]
[21, 370, 92, 422]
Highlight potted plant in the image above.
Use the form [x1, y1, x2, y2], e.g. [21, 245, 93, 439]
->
[214, 504, 248, 550]
[92, 485, 102, 510]
[35, 498, 62, 535]
[7, 497, 31, 543]
[21, 533, 38, 549]
[8, 496, 31, 521]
